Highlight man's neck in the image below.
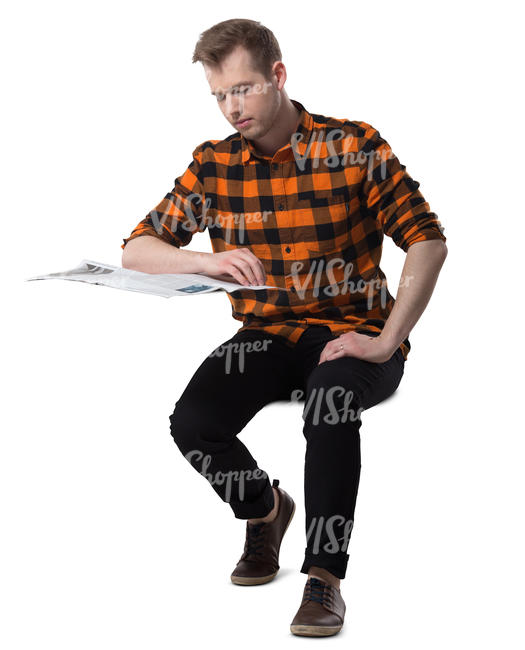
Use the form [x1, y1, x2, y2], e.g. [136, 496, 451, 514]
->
[250, 97, 301, 157]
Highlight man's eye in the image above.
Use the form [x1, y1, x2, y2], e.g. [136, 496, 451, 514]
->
[216, 94, 225, 102]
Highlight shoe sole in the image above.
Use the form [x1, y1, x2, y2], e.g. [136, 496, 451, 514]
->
[230, 571, 278, 586]
[230, 499, 296, 586]
[290, 624, 343, 637]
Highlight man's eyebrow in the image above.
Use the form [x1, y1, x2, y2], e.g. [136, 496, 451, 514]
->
[210, 81, 253, 96]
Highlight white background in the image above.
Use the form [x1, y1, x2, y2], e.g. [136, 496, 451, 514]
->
[2, 0, 524, 647]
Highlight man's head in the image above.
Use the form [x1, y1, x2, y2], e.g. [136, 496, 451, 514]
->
[192, 19, 286, 140]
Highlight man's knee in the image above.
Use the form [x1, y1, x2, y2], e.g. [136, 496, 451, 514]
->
[169, 398, 200, 452]
[169, 396, 236, 452]
[303, 366, 364, 427]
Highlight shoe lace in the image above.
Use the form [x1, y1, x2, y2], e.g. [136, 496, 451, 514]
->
[304, 578, 332, 605]
[243, 522, 266, 560]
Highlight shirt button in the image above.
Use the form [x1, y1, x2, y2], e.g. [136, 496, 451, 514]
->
[285, 246, 291, 253]
[279, 203, 284, 210]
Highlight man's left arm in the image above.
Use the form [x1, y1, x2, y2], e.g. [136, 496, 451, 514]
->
[378, 238, 448, 358]
[320, 240, 447, 364]
[320, 124, 447, 364]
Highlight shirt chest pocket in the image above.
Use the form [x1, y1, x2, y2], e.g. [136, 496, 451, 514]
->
[294, 191, 351, 255]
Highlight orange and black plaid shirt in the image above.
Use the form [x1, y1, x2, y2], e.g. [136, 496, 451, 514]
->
[121, 99, 446, 361]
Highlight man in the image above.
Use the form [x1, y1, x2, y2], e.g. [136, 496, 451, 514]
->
[121, 18, 447, 637]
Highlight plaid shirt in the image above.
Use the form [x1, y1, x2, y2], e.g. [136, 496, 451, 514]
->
[121, 99, 446, 361]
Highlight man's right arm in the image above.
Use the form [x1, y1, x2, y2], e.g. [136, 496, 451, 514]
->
[121, 143, 213, 274]
[120, 142, 266, 284]
[122, 233, 266, 286]
[121, 234, 213, 275]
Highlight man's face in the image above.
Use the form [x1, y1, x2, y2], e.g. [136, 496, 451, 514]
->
[204, 45, 281, 140]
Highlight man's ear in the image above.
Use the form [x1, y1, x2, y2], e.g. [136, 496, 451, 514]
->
[272, 61, 286, 90]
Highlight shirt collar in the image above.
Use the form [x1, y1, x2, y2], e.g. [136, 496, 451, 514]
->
[240, 98, 314, 165]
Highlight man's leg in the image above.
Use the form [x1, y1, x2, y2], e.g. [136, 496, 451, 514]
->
[169, 329, 296, 520]
[294, 327, 406, 584]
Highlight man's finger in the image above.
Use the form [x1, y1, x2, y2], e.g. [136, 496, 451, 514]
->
[232, 258, 257, 285]
[238, 249, 266, 284]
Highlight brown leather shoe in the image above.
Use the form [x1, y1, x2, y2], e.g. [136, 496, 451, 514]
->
[230, 479, 295, 585]
[290, 577, 346, 636]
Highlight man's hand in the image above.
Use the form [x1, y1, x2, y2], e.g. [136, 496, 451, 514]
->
[201, 249, 267, 286]
[318, 331, 397, 365]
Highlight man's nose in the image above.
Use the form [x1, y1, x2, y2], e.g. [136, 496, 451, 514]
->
[226, 93, 245, 119]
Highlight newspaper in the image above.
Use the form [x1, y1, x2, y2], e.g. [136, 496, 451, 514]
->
[25, 259, 283, 298]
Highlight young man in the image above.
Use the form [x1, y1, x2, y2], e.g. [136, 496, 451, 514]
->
[121, 18, 447, 637]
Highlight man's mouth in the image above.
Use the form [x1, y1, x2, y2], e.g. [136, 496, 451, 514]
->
[235, 118, 252, 127]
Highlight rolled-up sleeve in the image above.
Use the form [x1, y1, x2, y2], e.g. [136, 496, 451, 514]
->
[121, 144, 206, 250]
[359, 125, 446, 252]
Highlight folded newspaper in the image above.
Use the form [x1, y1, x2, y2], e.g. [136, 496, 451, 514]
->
[25, 259, 283, 298]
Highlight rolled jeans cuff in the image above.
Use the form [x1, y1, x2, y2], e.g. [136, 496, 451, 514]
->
[300, 548, 350, 580]
[228, 477, 275, 520]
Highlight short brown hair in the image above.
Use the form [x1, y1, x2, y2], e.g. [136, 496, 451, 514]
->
[192, 18, 282, 80]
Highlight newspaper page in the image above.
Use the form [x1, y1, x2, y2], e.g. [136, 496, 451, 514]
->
[25, 259, 283, 298]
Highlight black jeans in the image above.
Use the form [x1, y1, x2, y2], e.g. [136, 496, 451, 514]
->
[169, 325, 405, 579]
